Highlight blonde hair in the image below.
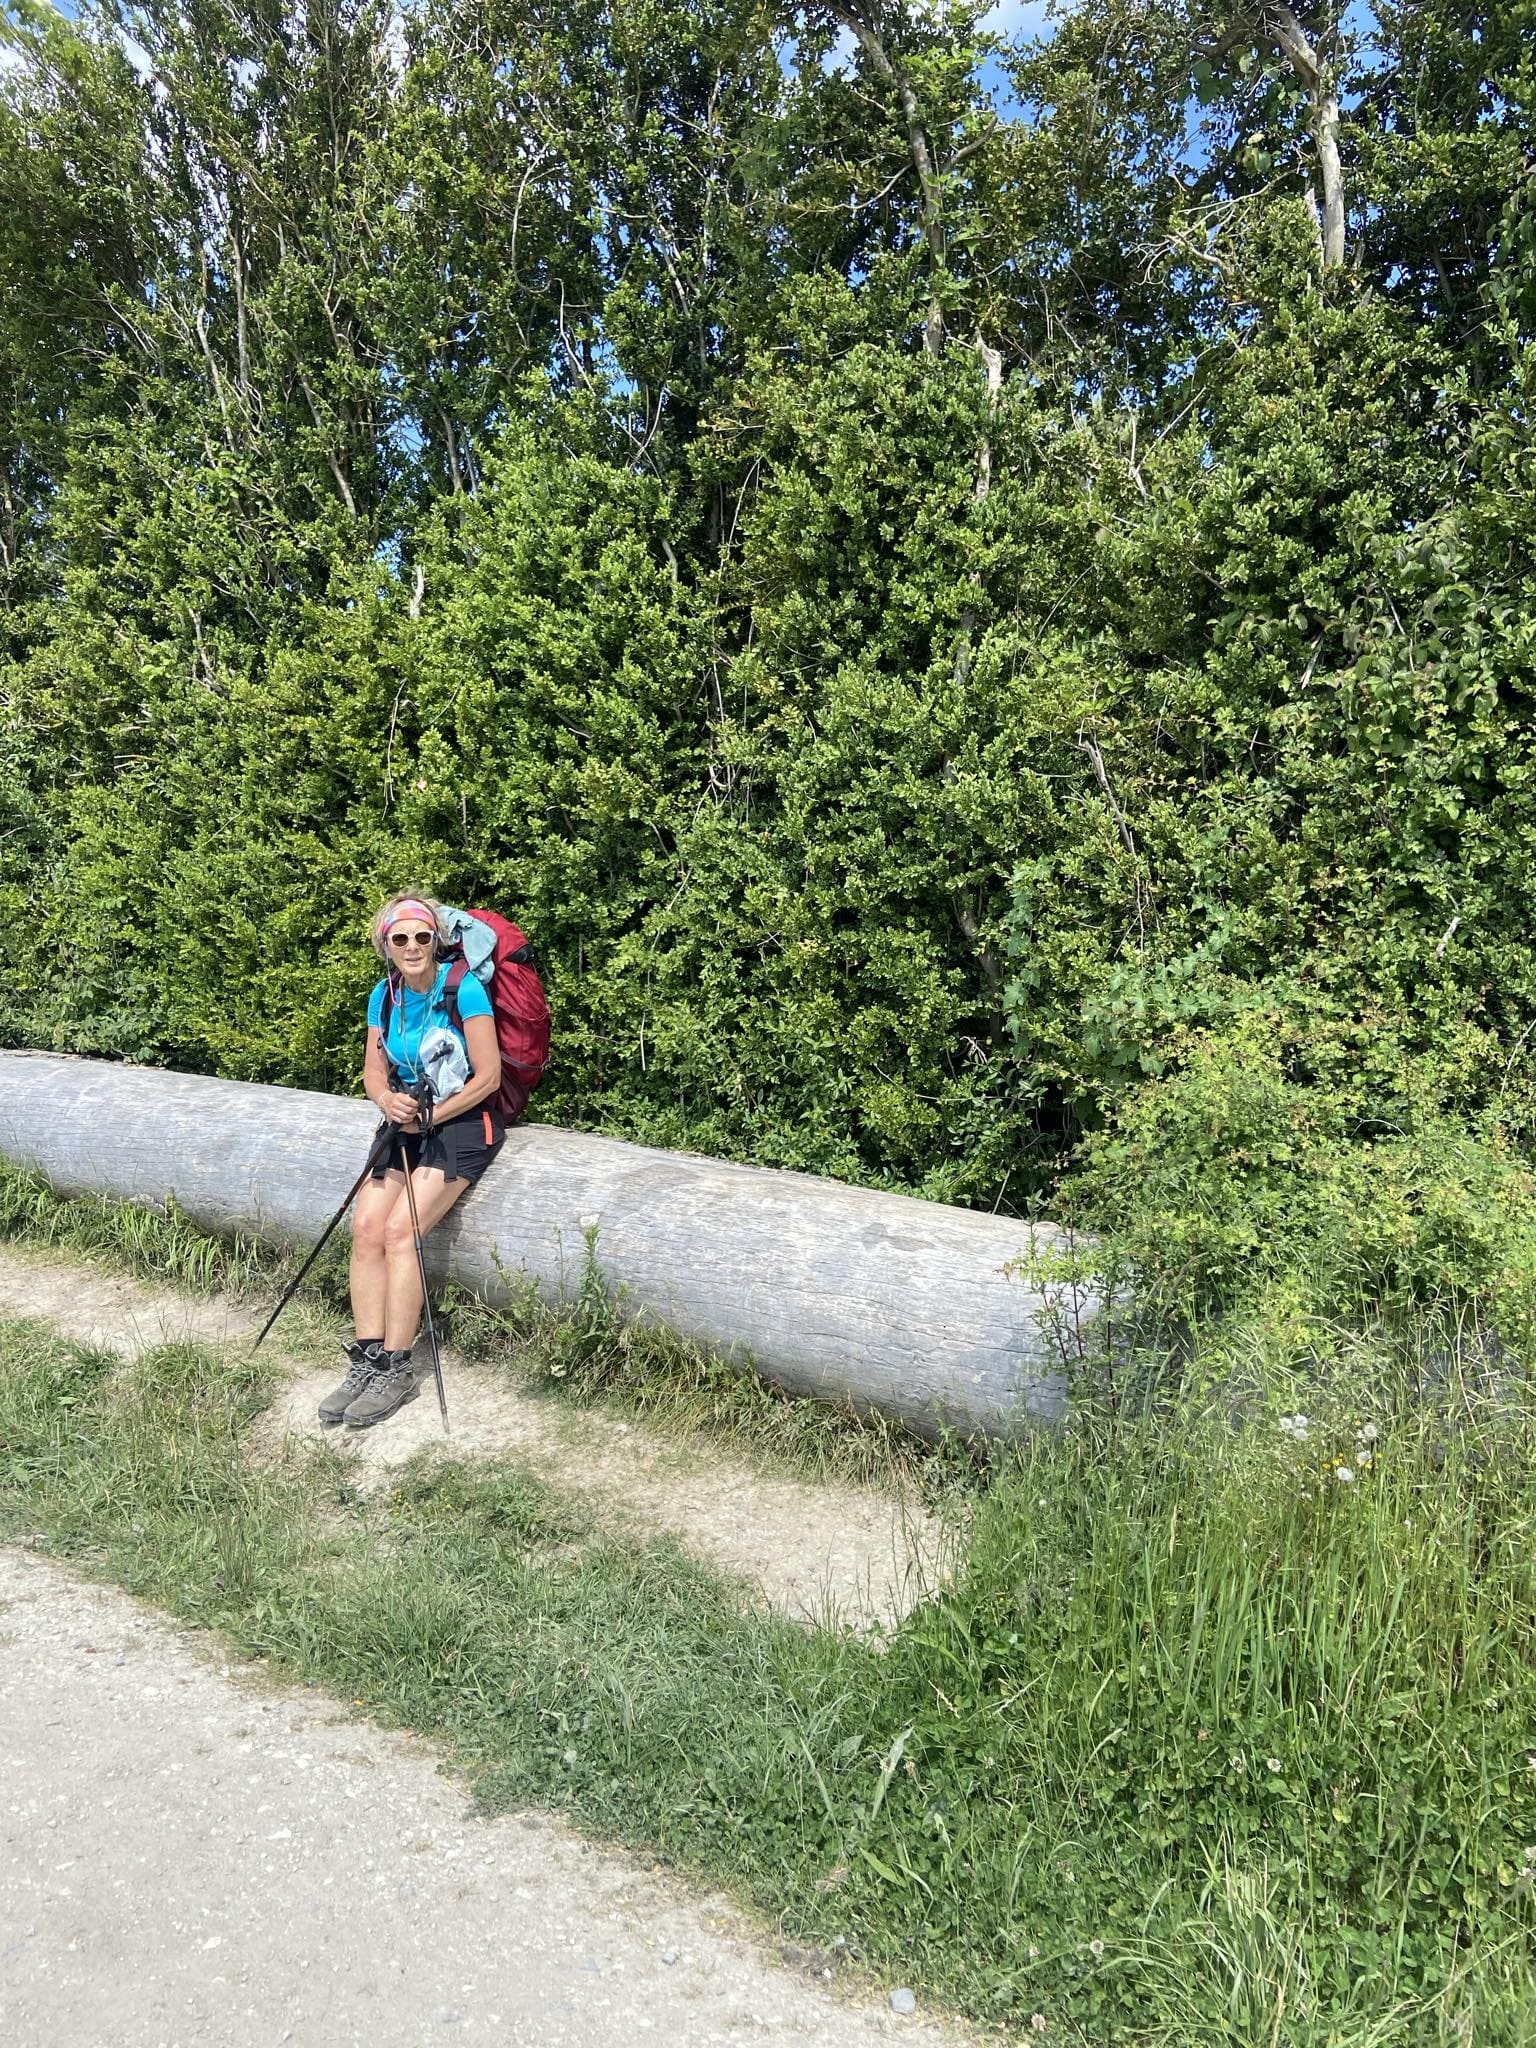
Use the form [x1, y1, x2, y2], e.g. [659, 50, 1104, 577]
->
[370, 891, 446, 963]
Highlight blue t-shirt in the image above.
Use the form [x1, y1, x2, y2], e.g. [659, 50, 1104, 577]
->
[368, 968, 492, 1088]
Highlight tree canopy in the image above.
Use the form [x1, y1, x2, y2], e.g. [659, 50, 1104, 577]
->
[3, 0, 1536, 1203]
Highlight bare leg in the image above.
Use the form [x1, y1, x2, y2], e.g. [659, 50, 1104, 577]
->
[349, 1172, 401, 1339]
[381, 1167, 471, 1352]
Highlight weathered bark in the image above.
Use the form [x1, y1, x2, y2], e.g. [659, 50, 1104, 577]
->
[0, 1055, 1086, 1439]
[1266, 3, 1346, 268]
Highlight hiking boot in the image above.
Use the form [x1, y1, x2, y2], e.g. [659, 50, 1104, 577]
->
[343, 1351, 420, 1430]
[318, 1341, 384, 1427]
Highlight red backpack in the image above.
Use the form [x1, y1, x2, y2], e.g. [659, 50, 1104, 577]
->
[445, 909, 551, 1124]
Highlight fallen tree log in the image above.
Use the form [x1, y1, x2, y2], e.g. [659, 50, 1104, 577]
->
[0, 1054, 1090, 1437]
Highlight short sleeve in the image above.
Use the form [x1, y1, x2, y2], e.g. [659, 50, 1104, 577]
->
[454, 972, 493, 1020]
[367, 979, 387, 1030]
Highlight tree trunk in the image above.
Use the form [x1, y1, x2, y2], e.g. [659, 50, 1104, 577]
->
[824, 2, 949, 353]
[1266, 3, 1346, 268]
[0, 1055, 1085, 1439]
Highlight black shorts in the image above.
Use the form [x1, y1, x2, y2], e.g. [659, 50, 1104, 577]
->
[368, 1104, 506, 1187]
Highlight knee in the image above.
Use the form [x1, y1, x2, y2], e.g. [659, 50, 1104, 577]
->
[353, 1208, 388, 1258]
[382, 1212, 417, 1260]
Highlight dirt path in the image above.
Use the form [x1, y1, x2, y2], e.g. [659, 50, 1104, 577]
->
[0, 1550, 975, 2048]
[0, 1247, 947, 1630]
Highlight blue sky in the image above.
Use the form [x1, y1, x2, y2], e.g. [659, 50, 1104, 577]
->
[13, 0, 1062, 78]
[981, 0, 1056, 43]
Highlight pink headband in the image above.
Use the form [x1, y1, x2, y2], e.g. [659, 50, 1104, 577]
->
[383, 898, 436, 932]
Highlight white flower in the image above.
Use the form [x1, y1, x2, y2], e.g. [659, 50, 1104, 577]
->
[1267, 1757, 1282, 1773]
[1030, 2019, 1048, 2036]
[1335, 1466, 1355, 1483]
[1358, 1421, 1379, 1444]
[1089, 1939, 1105, 1957]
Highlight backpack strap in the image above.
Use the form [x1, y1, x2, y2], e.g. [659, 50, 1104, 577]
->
[376, 970, 402, 1087]
[378, 969, 402, 1041]
[441, 958, 470, 1031]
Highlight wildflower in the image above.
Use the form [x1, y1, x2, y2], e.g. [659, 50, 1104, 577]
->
[1030, 2018, 1048, 2036]
[1358, 1421, 1379, 1444]
[1089, 1939, 1105, 1957]
[1267, 1758, 1282, 1773]
[1278, 1412, 1312, 1441]
[1335, 1465, 1355, 1484]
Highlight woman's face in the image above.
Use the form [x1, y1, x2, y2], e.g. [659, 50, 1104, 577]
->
[385, 917, 437, 984]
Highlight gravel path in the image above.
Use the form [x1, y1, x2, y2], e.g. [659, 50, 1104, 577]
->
[0, 1550, 974, 2048]
[0, 1247, 947, 1630]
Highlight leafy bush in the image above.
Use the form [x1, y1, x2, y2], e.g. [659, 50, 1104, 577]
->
[1063, 1008, 1536, 1342]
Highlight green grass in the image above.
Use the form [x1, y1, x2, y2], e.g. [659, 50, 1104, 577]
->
[0, 1158, 284, 1296]
[2, 1310, 1533, 2045]
[0, 1160, 954, 1493]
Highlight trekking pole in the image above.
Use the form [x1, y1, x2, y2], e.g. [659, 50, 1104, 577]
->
[399, 1087, 450, 1433]
[252, 1117, 396, 1353]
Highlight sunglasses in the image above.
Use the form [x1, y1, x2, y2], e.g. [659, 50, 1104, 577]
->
[388, 929, 436, 949]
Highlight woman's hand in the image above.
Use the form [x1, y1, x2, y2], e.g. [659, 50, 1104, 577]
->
[381, 1088, 422, 1129]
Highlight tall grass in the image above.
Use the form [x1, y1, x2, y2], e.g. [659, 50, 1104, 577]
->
[0, 1160, 290, 1297]
[2, 1311, 1532, 2044]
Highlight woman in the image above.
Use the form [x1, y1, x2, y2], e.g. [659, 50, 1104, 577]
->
[319, 892, 505, 1429]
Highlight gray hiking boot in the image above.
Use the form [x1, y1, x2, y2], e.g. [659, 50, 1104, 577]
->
[318, 1342, 384, 1427]
[343, 1351, 420, 1430]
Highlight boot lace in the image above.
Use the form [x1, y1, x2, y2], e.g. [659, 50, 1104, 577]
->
[340, 1352, 381, 1394]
